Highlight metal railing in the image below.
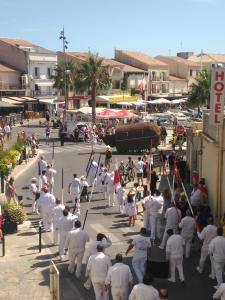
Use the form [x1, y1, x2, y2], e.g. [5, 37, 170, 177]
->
[50, 260, 60, 300]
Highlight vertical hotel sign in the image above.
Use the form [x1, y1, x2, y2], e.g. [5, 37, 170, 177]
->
[210, 68, 225, 125]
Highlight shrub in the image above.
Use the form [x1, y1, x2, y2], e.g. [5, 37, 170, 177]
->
[1, 201, 26, 224]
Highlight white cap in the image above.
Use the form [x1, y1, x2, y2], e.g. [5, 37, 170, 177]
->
[31, 177, 37, 182]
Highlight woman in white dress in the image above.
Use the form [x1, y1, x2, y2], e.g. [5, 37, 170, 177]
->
[116, 183, 126, 214]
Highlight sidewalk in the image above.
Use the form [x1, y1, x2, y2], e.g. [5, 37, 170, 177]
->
[0, 150, 52, 300]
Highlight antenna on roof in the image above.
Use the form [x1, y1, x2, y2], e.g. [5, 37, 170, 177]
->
[180, 41, 183, 52]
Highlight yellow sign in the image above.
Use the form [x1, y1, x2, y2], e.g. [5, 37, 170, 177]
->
[108, 95, 138, 103]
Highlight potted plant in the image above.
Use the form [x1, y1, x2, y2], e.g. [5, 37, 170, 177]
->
[1, 202, 26, 234]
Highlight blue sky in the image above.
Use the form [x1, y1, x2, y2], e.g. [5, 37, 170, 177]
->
[0, 0, 224, 58]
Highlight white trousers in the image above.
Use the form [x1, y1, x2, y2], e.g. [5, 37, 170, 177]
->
[160, 225, 178, 249]
[198, 245, 211, 272]
[68, 249, 84, 278]
[92, 282, 109, 300]
[53, 225, 59, 245]
[42, 209, 53, 231]
[143, 211, 150, 230]
[149, 214, 157, 240]
[212, 259, 225, 286]
[111, 287, 129, 300]
[59, 231, 68, 257]
[183, 236, 193, 258]
[169, 256, 184, 282]
[132, 256, 146, 283]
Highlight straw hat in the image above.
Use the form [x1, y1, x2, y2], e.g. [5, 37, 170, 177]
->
[31, 177, 37, 182]
[80, 176, 86, 181]
[106, 145, 111, 150]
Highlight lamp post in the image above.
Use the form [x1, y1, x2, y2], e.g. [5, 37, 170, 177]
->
[59, 28, 69, 111]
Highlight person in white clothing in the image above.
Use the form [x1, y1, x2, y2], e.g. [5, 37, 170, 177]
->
[38, 156, 47, 175]
[142, 192, 152, 230]
[116, 183, 126, 214]
[179, 210, 196, 258]
[58, 208, 78, 260]
[84, 233, 112, 290]
[4, 124, 11, 139]
[68, 174, 81, 210]
[213, 283, 225, 300]
[36, 186, 56, 231]
[65, 220, 90, 278]
[46, 165, 57, 193]
[166, 229, 185, 283]
[135, 157, 145, 186]
[153, 190, 164, 240]
[96, 163, 104, 194]
[80, 176, 89, 202]
[52, 198, 65, 245]
[87, 158, 98, 186]
[39, 170, 48, 190]
[208, 228, 225, 288]
[129, 273, 159, 300]
[159, 203, 181, 249]
[85, 244, 112, 300]
[105, 253, 133, 300]
[125, 228, 151, 283]
[103, 170, 115, 207]
[196, 217, 217, 276]
[149, 191, 163, 243]
[30, 177, 38, 213]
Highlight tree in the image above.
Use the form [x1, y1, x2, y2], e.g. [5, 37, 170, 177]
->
[188, 69, 211, 107]
[52, 60, 77, 95]
[78, 54, 111, 124]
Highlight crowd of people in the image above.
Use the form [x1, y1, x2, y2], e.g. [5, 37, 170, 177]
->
[23, 137, 225, 300]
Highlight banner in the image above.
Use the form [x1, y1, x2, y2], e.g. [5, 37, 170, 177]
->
[210, 68, 225, 125]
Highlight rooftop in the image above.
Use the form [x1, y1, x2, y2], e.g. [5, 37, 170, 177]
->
[0, 37, 55, 55]
[188, 53, 225, 63]
[0, 63, 19, 73]
[169, 74, 186, 81]
[156, 55, 200, 67]
[116, 50, 168, 67]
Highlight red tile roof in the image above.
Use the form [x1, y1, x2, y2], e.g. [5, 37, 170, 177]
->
[0, 37, 35, 47]
[156, 55, 200, 67]
[0, 63, 18, 72]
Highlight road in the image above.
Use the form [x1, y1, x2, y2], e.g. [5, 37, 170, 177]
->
[13, 122, 216, 300]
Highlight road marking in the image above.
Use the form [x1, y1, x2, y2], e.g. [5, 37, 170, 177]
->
[89, 223, 123, 245]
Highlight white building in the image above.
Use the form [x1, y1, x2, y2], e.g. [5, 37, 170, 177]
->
[0, 38, 57, 99]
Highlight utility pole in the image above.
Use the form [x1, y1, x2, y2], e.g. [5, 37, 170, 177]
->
[59, 28, 69, 110]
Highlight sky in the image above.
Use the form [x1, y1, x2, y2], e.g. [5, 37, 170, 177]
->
[0, 0, 225, 58]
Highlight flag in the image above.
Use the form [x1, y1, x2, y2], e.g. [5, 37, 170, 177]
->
[138, 76, 145, 93]
[114, 162, 120, 187]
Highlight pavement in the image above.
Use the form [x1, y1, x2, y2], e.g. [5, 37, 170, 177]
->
[0, 120, 218, 300]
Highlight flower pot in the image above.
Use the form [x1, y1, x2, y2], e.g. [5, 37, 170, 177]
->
[3, 219, 18, 234]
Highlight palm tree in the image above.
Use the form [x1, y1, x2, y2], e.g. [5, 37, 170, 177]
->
[52, 60, 77, 95]
[188, 69, 211, 107]
[78, 54, 111, 124]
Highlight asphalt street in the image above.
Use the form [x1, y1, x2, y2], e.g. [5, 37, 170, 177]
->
[13, 122, 216, 300]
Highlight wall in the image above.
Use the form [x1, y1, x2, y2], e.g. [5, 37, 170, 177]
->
[0, 41, 27, 72]
[169, 80, 187, 94]
[0, 71, 20, 89]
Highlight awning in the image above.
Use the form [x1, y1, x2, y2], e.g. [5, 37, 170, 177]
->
[0, 101, 20, 108]
[148, 98, 171, 104]
[39, 99, 55, 105]
[1, 97, 22, 105]
[35, 82, 54, 87]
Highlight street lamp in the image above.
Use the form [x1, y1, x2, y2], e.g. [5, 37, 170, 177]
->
[59, 28, 69, 110]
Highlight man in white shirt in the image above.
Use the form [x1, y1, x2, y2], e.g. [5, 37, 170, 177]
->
[30, 177, 38, 213]
[40, 170, 48, 190]
[142, 192, 152, 230]
[213, 283, 225, 300]
[105, 253, 133, 300]
[84, 233, 112, 290]
[196, 217, 217, 276]
[104, 171, 115, 207]
[208, 228, 225, 288]
[52, 198, 65, 245]
[46, 165, 57, 193]
[159, 203, 181, 249]
[36, 186, 56, 231]
[125, 228, 151, 283]
[179, 210, 196, 258]
[166, 229, 185, 283]
[153, 190, 164, 240]
[149, 192, 163, 243]
[38, 156, 48, 175]
[85, 244, 112, 300]
[4, 124, 11, 139]
[65, 220, 90, 278]
[87, 158, 98, 185]
[68, 174, 81, 209]
[135, 157, 145, 186]
[129, 273, 159, 300]
[190, 184, 201, 207]
[58, 208, 78, 260]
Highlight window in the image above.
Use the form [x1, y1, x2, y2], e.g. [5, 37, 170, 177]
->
[152, 71, 157, 81]
[47, 68, 52, 78]
[152, 84, 156, 93]
[112, 80, 120, 89]
[34, 67, 39, 78]
[190, 69, 193, 77]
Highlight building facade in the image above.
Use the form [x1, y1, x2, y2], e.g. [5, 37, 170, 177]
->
[0, 38, 57, 99]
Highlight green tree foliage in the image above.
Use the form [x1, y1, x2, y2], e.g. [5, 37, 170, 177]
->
[188, 69, 211, 107]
